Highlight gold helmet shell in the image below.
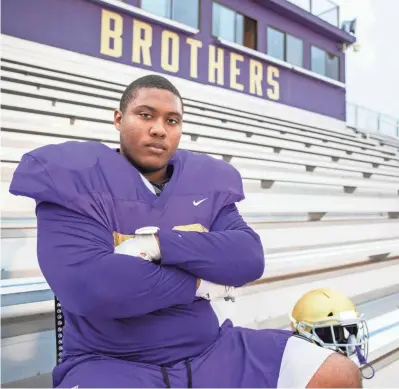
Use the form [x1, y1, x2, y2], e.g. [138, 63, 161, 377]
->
[290, 288, 360, 331]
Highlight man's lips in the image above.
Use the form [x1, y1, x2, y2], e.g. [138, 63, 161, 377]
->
[145, 142, 167, 154]
[146, 142, 166, 150]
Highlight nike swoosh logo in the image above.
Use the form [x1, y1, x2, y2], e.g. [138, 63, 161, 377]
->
[193, 198, 208, 206]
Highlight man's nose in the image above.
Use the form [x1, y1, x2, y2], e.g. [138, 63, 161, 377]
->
[149, 120, 167, 137]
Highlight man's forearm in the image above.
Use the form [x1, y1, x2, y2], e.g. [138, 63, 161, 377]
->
[158, 226, 265, 287]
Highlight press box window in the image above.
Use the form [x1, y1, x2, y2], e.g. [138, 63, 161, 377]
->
[212, 2, 257, 50]
[267, 27, 303, 67]
[311, 46, 340, 80]
[141, 0, 199, 29]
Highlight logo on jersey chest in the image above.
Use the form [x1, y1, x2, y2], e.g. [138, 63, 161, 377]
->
[193, 198, 208, 206]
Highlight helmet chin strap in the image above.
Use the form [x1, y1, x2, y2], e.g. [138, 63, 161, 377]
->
[355, 346, 375, 380]
[349, 333, 374, 380]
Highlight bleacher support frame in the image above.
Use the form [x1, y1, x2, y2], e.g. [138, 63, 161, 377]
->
[55, 297, 64, 365]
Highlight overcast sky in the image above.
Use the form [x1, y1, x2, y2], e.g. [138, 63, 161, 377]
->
[335, 0, 399, 121]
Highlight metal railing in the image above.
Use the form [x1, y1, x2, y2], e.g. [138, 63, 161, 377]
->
[286, 0, 340, 27]
[346, 102, 399, 139]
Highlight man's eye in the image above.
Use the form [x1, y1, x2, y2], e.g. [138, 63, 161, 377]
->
[139, 113, 152, 119]
[167, 119, 179, 125]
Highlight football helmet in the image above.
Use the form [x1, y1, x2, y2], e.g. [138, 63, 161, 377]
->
[289, 288, 373, 378]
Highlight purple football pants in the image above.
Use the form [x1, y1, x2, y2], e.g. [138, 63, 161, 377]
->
[54, 320, 292, 388]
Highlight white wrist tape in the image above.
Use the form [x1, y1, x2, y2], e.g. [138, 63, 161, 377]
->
[196, 279, 235, 302]
[114, 227, 161, 261]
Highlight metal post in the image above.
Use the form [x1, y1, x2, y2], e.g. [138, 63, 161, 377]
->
[355, 104, 359, 129]
[377, 114, 381, 133]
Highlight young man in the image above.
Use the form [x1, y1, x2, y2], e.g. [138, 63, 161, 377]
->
[10, 75, 362, 388]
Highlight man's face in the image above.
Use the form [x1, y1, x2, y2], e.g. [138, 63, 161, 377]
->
[114, 87, 183, 174]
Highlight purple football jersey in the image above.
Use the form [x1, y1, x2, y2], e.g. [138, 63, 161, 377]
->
[9, 141, 265, 366]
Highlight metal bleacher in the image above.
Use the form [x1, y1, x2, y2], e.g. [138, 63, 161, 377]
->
[1, 37, 399, 387]
[2, 49, 399, 275]
[2, 54, 399, 271]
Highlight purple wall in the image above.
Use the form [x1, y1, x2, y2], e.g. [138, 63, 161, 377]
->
[1, 0, 346, 120]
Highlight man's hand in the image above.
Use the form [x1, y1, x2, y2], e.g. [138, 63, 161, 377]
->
[114, 227, 161, 262]
[196, 279, 235, 302]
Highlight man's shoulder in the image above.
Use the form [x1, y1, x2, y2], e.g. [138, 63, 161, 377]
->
[29, 140, 112, 166]
[176, 149, 241, 178]
[10, 141, 122, 207]
[175, 150, 244, 201]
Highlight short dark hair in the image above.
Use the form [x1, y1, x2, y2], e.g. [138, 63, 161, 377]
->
[119, 74, 183, 112]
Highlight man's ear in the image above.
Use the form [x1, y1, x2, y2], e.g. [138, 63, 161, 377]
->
[114, 109, 123, 132]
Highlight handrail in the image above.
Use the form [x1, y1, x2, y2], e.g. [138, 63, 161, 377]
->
[286, 0, 340, 27]
[346, 102, 399, 139]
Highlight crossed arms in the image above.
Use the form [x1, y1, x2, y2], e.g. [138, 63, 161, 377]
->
[36, 201, 265, 319]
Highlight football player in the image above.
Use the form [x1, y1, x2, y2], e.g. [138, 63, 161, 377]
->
[10, 75, 362, 388]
